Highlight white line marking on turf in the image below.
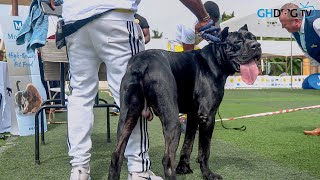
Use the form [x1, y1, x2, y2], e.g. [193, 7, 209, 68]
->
[216, 105, 320, 121]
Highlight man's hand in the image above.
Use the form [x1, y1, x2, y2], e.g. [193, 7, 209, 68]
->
[195, 19, 214, 34]
[50, 0, 56, 10]
[196, 20, 221, 42]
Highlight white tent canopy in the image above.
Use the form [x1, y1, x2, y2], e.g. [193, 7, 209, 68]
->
[145, 39, 305, 58]
[221, 0, 320, 38]
[258, 40, 304, 57]
[220, 2, 290, 38]
[221, 12, 291, 38]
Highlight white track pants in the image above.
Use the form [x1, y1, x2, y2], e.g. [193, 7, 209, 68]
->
[66, 11, 150, 172]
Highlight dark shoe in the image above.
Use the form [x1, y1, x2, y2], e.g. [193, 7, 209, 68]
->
[303, 128, 320, 136]
[110, 107, 120, 116]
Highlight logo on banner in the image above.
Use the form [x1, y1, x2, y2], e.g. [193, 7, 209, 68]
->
[13, 20, 22, 31]
[257, 1, 316, 19]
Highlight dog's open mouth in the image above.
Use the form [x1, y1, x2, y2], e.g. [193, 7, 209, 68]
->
[240, 58, 259, 85]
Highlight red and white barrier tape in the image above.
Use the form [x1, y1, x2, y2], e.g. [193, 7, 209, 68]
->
[217, 104, 320, 121]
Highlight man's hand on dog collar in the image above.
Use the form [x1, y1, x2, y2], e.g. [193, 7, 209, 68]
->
[198, 19, 215, 32]
[202, 33, 221, 42]
[196, 20, 221, 43]
[195, 19, 214, 34]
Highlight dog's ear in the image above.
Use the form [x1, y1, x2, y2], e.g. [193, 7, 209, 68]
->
[220, 27, 229, 42]
[239, 24, 248, 31]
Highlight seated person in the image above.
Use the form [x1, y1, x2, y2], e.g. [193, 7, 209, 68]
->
[169, 1, 221, 52]
[134, 13, 151, 44]
[0, 50, 5, 61]
[0, 39, 5, 61]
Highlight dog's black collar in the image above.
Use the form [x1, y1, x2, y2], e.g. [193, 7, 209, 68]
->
[214, 42, 237, 74]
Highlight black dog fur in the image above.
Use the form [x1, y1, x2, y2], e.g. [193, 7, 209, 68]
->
[108, 25, 262, 180]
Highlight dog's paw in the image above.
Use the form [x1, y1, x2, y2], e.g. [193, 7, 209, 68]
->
[204, 172, 223, 180]
[176, 162, 193, 175]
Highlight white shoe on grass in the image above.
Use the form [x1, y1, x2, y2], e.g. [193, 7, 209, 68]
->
[128, 170, 163, 180]
[70, 166, 91, 180]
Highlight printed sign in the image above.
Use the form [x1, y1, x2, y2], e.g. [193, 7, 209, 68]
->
[0, 16, 47, 136]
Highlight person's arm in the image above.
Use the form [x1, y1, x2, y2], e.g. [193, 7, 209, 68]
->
[179, 0, 208, 22]
[179, 0, 210, 32]
[136, 14, 151, 44]
[142, 28, 151, 44]
[49, 0, 56, 10]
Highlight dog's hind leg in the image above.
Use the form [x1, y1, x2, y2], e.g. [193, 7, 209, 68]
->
[198, 116, 223, 180]
[150, 85, 180, 179]
[176, 113, 198, 175]
[158, 108, 181, 180]
[108, 77, 144, 180]
[108, 110, 140, 180]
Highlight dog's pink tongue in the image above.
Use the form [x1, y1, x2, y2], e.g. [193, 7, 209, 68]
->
[240, 60, 259, 85]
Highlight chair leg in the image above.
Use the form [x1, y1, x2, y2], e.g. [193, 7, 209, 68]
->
[48, 92, 59, 123]
[41, 110, 45, 145]
[107, 107, 111, 143]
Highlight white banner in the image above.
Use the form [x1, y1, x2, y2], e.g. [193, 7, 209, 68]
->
[0, 16, 47, 136]
[225, 75, 307, 89]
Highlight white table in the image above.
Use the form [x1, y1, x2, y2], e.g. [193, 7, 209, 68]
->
[0, 61, 11, 133]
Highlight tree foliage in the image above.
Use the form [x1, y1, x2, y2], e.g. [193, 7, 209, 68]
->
[152, 30, 163, 39]
[265, 57, 302, 75]
[222, 11, 235, 22]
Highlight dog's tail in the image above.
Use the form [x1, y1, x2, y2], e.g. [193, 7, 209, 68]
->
[16, 80, 21, 91]
[136, 64, 154, 121]
[121, 62, 153, 119]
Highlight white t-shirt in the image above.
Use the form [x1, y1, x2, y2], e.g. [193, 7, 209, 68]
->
[175, 16, 221, 45]
[62, 0, 141, 24]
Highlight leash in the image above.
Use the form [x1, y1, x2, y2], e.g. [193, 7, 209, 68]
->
[0, 133, 10, 140]
[197, 19, 222, 43]
[217, 110, 246, 131]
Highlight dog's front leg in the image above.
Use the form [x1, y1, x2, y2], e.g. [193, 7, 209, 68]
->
[176, 112, 198, 175]
[197, 97, 212, 124]
[198, 116, 223, 180]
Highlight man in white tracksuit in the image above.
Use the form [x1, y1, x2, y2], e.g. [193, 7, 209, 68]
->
[60, 0, 215, 179]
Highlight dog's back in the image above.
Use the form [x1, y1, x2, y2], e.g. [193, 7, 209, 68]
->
[124, 46, 227, 113]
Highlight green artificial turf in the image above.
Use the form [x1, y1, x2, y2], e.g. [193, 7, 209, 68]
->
[0, 89, 319, 179]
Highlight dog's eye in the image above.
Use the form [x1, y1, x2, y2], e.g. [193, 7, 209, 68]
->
[252, 36, 257, 40]
[235, 40, 242, 45]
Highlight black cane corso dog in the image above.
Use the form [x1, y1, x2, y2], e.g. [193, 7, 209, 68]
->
[109, 24, 262, 180]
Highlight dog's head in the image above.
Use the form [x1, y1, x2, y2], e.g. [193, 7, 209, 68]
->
[22, 84, 41, 102]
[220, 24, 262, 84]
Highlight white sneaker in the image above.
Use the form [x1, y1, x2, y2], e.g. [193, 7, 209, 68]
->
[128, 170, 163, 180]
[70, 166, 91, 180]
